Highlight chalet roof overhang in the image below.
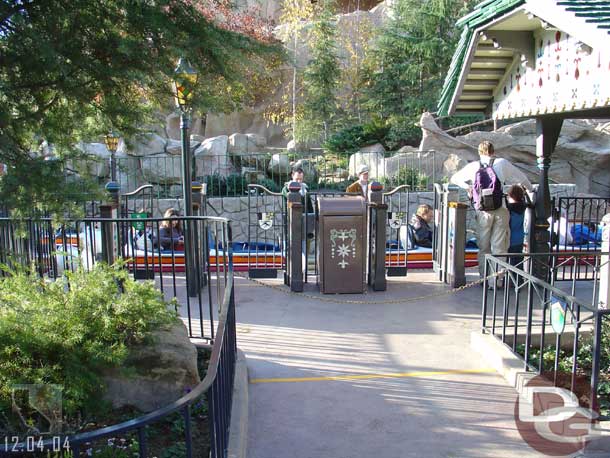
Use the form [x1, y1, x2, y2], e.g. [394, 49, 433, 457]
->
[438, 0, 610, 118]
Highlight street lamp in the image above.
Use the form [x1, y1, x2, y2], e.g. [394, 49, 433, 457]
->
[104, 131, 119, 182]
[173, 58, 199, 297]
[173, 57, 199, 217]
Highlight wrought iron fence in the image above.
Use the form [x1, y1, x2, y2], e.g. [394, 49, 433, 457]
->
[550, 196, 609, 280]
[0, 215, 230, 340]
[111, 150, 436, 200]
[482, 252, 610, 413]
[1, 215, 237, 457]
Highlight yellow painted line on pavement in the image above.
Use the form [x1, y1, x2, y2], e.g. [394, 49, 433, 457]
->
[250, 368, 496, 384]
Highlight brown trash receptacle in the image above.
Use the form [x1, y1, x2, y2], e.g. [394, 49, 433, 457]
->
[317, 197, 367, 294]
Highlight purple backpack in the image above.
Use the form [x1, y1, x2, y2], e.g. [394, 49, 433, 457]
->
[472, 158, 503, 211]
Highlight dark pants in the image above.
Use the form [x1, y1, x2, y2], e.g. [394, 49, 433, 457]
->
[508, 244, 524, 268]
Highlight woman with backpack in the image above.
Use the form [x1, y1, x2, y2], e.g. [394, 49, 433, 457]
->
[450, 141, 533, 280]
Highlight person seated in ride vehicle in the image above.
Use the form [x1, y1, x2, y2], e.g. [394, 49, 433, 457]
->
[346, 164, 370, 199]
[159, 208, 184, 250]
[410, 204, 433, 248]
[131, 208, 157, 251]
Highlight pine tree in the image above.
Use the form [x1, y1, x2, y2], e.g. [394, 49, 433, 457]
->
[0, 0, 282, 214]
[364, 0, 475, 146]
[298, 0, 340, 143]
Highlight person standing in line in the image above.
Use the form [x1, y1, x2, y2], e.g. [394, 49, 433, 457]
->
[506, 185, 528, 266]
[450, 141, 533, 279]
[346, 164, 370, 199]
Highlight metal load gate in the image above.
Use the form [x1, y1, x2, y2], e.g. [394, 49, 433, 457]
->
[433, 184, 472, 287]
[283, 186, 387, 292]
[384, 185, 411, 276]
[246, 184, 287, 279]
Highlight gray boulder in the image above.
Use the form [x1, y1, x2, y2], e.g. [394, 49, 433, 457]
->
[102, 322, 200, 413]
[194, 136, 232, 177]
[229, 133, 268, 167]
[123, 133, 167, 157]
[348, 151, 385, 179]
[72, 142, 111, 178]
[384, 151, 435, 180]
[228, 133, 267, 153]
[268, 152, 291, 176]
[419, 112, 610, 194]
[292, 158, 319, 184]
[141, 154, 182, 184]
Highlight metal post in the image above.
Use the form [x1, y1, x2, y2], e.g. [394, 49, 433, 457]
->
[446, 202, 467, 287]
[181, 112, 197, 297]
[440, 184, 459, 283]
[100, 204, 116, 265]
[110, 151, 117, 182]
[599, 213, 610, 309]
[287, 182, 303, 292]
[368, 182, 387, 291]
[532, 116, 563, 280]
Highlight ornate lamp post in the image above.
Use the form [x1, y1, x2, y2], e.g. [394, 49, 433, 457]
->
[173, 58, 199, 296]
[104, 131, 119, 182]
[173, 57, 199, 217]
[104, 131, 120, 206]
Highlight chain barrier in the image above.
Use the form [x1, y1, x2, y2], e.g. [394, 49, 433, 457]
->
[235, 270, 503, 305]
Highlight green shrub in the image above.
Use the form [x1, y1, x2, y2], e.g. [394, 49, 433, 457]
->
[0, 263, 178, 433]
[257, 178, 281, 193]
[385, 115, 422, 150]
[324, 118, 389, 154]
[385, 166, 428, 190]
[204, 173, 249, 197]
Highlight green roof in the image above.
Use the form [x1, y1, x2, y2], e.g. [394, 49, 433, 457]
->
[437, 0, 525, 116]
[437, 0, 610, 116]
[557, 1, 610, 32]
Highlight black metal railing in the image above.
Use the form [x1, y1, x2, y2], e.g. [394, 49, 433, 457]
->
[550, 196, 609, 280]
[384, 184, 411, 274]
[1, 216, 237, 457]
[482, 252, 610, 412]
[111, 150, 437, 200]
[0, 215, 231, 340]
[246, 184, 287, 278]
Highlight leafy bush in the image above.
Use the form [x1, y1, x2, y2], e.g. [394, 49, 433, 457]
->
[385, 166, 429, 190]
[0, 263, 178, 433]
[385, 115, 422, 150]
[324, 118, 389, 154]
[204, 173, 249, 197]
[256, 178, 281, 193]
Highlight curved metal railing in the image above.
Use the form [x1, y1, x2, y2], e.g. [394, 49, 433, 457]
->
[1, 215, 237, 458]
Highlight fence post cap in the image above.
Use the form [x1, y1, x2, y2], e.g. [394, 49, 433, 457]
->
[288, 181, 302, 193]
[370, 181, 383, 192]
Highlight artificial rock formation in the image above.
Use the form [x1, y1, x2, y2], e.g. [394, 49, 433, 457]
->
[102, 322, 200, 413]
[418, 112, 610, 195]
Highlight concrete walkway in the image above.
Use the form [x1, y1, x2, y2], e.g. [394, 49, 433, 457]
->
[234, 270, 548, 458]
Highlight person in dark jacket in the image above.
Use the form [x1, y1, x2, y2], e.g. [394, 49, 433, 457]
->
[506, 185, 527, 266]
[410, 204, 433, 247]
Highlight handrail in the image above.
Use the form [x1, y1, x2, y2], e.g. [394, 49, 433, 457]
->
[383, 185, 411, 197]
[247, 183, 283, 197]
[47, 270, 234, 446]
[485, 253, 609, 314]
[5, 216, 235, 453]
[122, 184, 154, 197]
[0, 215, 230, 224]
